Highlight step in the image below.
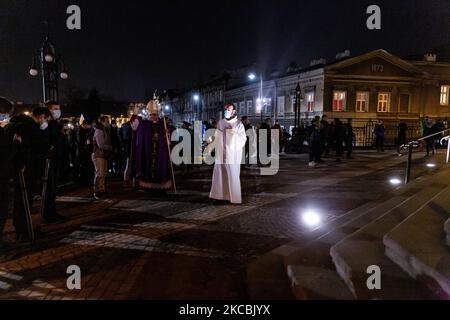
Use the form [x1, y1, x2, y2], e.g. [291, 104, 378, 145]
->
[383, 187, 450, 299]
[246, 203, 383, 300]
[285, 196, 412, 299]
[280, 168, 450, 261]
[445, 218, 450, 247]
[316, 196, 412, 246]
[287, 265, 354, 300]
[330, 185, 446, 299]
[284, 170, 450, 299]
[283, 167, 450, 299]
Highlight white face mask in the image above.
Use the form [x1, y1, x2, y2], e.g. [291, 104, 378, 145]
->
[224, 110, 233, 119]
[40, 121, 49, 130]
[51, 110, 61, 120]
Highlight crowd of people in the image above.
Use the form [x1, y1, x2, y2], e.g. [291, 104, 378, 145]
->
[0, 102, 145, 246]
[1, 97, 449, 247]
[275, 115, 355, 166]
[1, 102, 68, 245]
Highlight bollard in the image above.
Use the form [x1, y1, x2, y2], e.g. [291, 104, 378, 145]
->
[405, 143, 413, 184]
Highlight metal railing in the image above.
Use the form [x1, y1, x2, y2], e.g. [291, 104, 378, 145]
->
[401, 129, 450, 184]
[441, 135, 450, 164]
[353, 121, 422, 147]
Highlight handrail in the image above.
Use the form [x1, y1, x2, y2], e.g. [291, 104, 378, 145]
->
[440, 135, 450, 145]
[400, 128, 450, 151]
[440, 135, 450, 164]
[416, 128, 450, 142]
[402, 131, 450, 184]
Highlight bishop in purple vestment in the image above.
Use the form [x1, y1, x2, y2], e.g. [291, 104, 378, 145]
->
[133, 101, 172, 190]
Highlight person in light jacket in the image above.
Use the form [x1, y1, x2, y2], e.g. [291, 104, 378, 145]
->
[92, 116, 112, 200]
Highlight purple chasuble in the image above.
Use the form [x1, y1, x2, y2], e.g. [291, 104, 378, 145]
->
[134, 119, 172, 187]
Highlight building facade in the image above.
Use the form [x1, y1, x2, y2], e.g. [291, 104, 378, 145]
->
[226, 49, 450, 145]
[168, 49, 450, 145]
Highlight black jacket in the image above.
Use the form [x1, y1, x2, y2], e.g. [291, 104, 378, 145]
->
[45, 120, 65, 162]
[0, 125, 19, 180]
[4, 115, 48, 191]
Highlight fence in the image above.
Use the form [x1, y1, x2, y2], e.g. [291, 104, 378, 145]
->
[353, 120, 422, 148]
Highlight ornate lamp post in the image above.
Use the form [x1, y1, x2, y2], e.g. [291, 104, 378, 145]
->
[29, 35, 68, 103]
[193, 93, 201, 121]
[294, 83, 303, 129]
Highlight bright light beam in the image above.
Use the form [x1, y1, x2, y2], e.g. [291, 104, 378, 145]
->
[301, 210, 322, 228]
[389, 178, 402, 186]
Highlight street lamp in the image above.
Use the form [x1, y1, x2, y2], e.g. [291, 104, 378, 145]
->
[29, 35, 69, 103]
[193, 94, 201, 121]
[294, 83, 303, 129]
[248, 73, 264, 122]
[44, 53, 54, 63]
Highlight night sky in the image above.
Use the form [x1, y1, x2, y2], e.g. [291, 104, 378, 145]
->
[1, 0, 449, 103]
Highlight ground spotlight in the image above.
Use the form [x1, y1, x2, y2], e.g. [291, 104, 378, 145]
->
[389, 178, 402, 186]
[301, 209, 323, 228]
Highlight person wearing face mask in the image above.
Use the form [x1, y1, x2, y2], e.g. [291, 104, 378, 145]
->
[5, 107, 50, 241]
[209, 104, 247, 204]
[41, 101, 67, 224]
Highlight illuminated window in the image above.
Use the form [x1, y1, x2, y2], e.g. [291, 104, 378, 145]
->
[256, 98, 262, 114]
[247, 100, 253, 115]
[356, 92, 369, 112]
[441, 85, 449, 106]
[377, 93, 390, 113]
[263, 98, 272, 114]
[277, 96, 285, 115]
[333, 91, 346, 112]
[289, 95, 296, 113]
[306, 92, 315, 113]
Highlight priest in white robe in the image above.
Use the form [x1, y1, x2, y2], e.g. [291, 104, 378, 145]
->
[209, 104, 247, 204]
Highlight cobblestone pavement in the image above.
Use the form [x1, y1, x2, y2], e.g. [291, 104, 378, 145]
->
[0, 150, 445, 300]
